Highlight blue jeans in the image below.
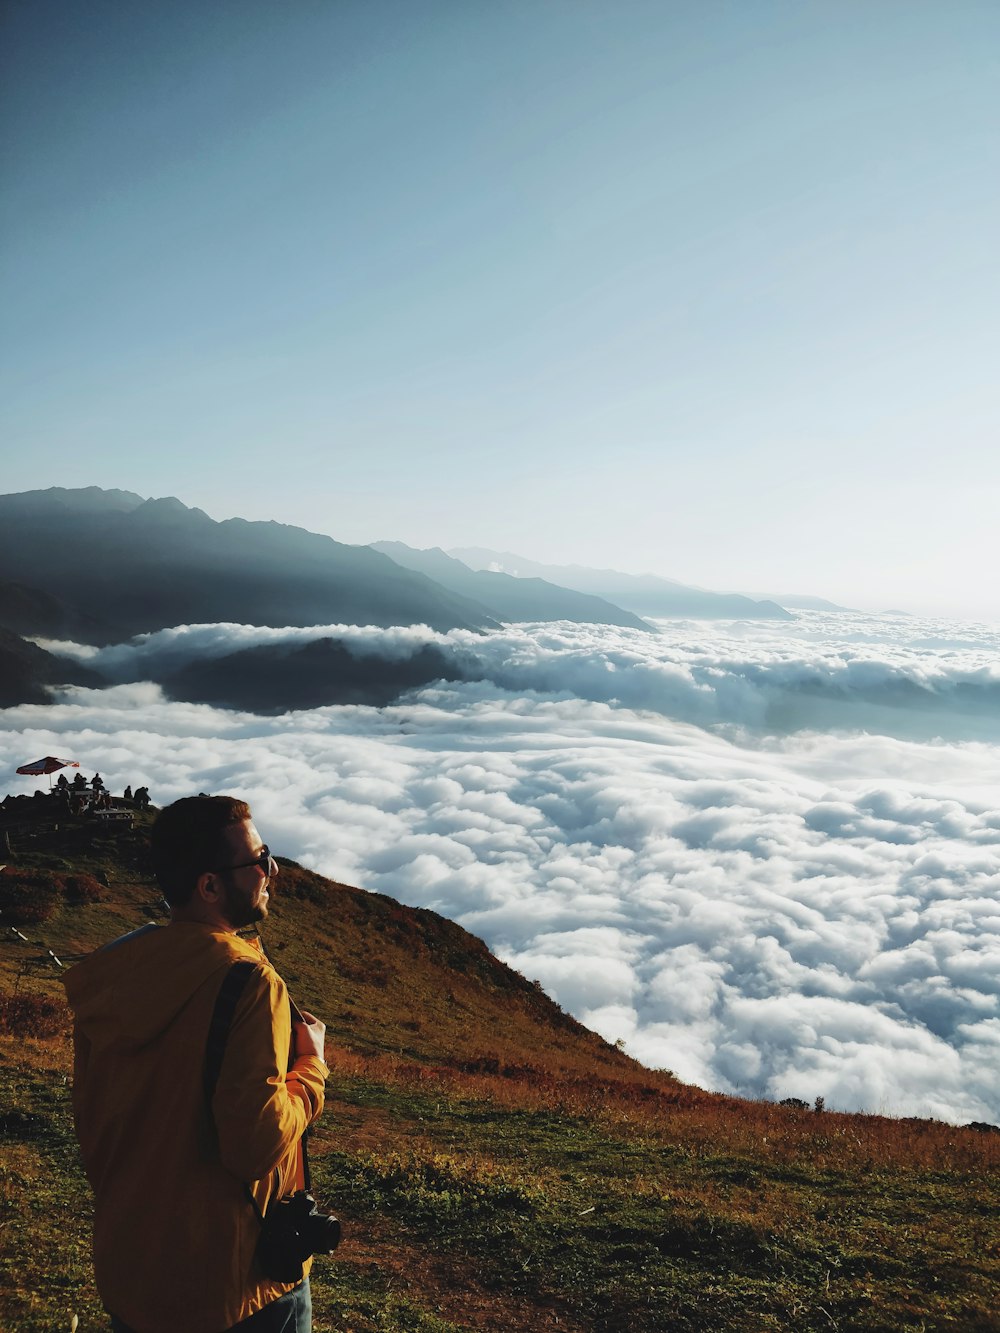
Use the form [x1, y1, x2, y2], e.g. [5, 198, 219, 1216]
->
[110, 1279, 312, 1332]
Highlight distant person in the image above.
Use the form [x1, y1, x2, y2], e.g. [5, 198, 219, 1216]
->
[73, 771, 87, 790]
[91, 772, 105, 792]
[56, 772, 70, 791]
[134, 785, 150, 809]
[123, 784, 133, 802]
[64, 795, 332, 1332]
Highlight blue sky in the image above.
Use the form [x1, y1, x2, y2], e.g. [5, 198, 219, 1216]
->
[2, 1, 998, 616]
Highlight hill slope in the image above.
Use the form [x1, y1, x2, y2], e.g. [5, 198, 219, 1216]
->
[1, 811, 997, 1332]
[0, 809, 652, 1081]
[0, 626, 100, 707]
[0, 579, 110, 642]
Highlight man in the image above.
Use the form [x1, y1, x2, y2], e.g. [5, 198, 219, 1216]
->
[64, 795, 329, 1333]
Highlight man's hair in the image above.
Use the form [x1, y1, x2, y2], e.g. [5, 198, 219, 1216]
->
[150, 795, 252, 906]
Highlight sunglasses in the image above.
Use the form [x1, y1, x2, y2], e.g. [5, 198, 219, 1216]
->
[212, 844, 275, 876]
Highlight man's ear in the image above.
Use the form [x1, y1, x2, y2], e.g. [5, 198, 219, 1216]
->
[194, 871, 222, 905]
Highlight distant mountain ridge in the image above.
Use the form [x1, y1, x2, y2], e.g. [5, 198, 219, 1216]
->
[371, 541, 652, 631]
[0, 486, 801, 711]
[0, 488, 498, 643]
[449, 547, 794, 620]
[742, 593, 855, 613]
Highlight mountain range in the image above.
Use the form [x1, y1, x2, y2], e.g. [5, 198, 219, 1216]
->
[0, 488, 496, 642]
[371, 541, 652, 631]
[0, 486, 798, 710]
[450, 547, 794, 620]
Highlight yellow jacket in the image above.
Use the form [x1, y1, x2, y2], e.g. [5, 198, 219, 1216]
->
[64, 921, 328, 1333]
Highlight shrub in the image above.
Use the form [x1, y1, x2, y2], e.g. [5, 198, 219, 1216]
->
[343, 1151, 542, 1231]
[0, 990, 69, 1038]
[64, 872, 108, 904]
[0, 868, 63, 926]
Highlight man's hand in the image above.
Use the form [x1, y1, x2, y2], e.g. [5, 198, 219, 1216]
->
[293, 1010, 326, 1063]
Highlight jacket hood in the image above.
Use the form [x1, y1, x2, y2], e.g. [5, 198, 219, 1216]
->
[64, 921, 262, 1052]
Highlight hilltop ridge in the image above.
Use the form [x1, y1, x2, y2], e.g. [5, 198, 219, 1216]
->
[0, 809, 645, 1081]
[1, 808, 997, 1332]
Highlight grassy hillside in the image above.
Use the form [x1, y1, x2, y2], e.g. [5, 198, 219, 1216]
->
[1, 809, 998, 1332]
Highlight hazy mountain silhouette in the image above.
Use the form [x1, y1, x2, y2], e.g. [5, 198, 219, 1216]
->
[450, 547, 794, 620]
[0, 579, 112, 642]
[745, 593, 855, 612]
[0, 627, 100, 707]
[163, 638, 481, 712]
[0, 489, 498, 642]
[372, 542, 652, 631]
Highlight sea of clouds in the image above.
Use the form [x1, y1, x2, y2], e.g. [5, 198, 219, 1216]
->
[7, 611, 1000, 1124]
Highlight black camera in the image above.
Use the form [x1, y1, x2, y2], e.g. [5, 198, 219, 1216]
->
[256, 1190, 341, 1283]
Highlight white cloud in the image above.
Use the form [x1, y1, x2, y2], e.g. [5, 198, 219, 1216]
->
[4, 611, 1000, 1123]
[35, 610, 1000, 746]
[35, 622, 467, 685]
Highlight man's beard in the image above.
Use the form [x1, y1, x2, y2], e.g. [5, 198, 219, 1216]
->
[221, 877, 268, 929]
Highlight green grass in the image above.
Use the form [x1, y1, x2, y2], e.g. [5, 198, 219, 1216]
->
[305, 1076, 1000, 1333]
[3, 1034, 999, 1332]
[0, 1060, 101, 1333]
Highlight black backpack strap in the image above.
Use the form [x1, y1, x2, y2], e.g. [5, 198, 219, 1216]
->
[203, 961, 266, 1223]
[203, 960, 257, 1108]
[203, 960, 311, 1224]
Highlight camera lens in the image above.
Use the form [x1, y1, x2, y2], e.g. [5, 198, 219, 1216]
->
[306, 1210, 341, 1254]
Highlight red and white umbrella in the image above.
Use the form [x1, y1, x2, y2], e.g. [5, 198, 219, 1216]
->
[15, 756, 81, 788]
